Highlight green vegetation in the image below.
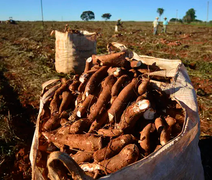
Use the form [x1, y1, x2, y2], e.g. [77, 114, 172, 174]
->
[157, 8, 164, 19]
[80, 11, 95, 21]
[102, 13, 112, 21]
[183, 8, 196, 23]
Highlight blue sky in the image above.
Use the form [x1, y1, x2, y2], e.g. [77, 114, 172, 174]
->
[0, 0, 211, 21]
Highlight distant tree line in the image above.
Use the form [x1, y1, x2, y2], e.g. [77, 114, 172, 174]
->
[80, 11, 95, 21]
[183, 8, 196, 23]
[155, 8, 199, 23]
[157, 8, 164, 19]
[170, 8, 201, 23]
[80, 11, 112, 21]
[101, 13, 112, 21]
[80, 8, 209, 23]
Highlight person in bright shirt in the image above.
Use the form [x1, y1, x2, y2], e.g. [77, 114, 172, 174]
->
[163, 17, 168, 33]
[153, 17, 159, 35]
[115, 19, 123, 32]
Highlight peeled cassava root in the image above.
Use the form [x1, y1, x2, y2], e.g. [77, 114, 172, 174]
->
[38, 51, 185, 179]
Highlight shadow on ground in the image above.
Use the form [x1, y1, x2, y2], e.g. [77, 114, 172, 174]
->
[199, 136, 212, 180]
[0, 64, 35, 179]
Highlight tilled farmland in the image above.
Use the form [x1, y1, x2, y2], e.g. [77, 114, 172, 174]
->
[0, 21, 211, 180]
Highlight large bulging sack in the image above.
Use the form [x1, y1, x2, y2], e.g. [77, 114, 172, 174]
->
[30, 42, 204, 180]
[54, 30, 97, 74]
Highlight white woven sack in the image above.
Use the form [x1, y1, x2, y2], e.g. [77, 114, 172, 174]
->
[54, 30, 97, 74]
[30, 43, 204, 180]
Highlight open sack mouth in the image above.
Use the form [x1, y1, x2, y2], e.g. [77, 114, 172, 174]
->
[30, 42, 204, 180]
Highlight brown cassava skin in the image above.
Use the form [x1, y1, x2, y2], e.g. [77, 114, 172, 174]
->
[97, 128, 123, 137]
[98, 144, 139, 174]
[84, 66, 109, 96]
[154, 117, 171, 145]
[80, 69, 99, 81]
[130, 60, 142, 68]
[137, 68, 149, 74]
[160, 128, 171, 146]
[56, 123, 72, 135]
[68, 93, 84, 121]
[54, 79, 70, 97]
[59, 111, 69, 119]
[84, 58, 93, 73]
[88, 75, 116, 121]
[78, 83, 86, 93]
[80, 144, 139, 174]
[49, 95, 60, 114]
[92, 52, 130, 68]
[107, 67, 118, 75]
[107, 67, 124, 77]
[69, 118, 92, 134]
[71, 151, 94, 164]
[117, 99, 150, 131]
[110, 96, 117, 104]
[111, 74, 129, 97]
[171, 122, 183, 137]
[154, 144, 162, 152]
[88, 111, 108, 132]
[136, 93, 148, 102]
[154, 117, 164, 134]
[90, 64, 101, 71]
[77, 94, 96, 118]
[138, 77, 149, 95]
[139, 123, 154, 156]
[68, 75, 79, 92]
[43, 113, 60, 131]
[60, 118, 68, 126]
[85, 172, 95, 179]
[88, 102, 97, 118]
[78, 69, 98, 93]
[59, 91, 74, 114]
[165, 116, 177, 127]
[40, 105, 51, 121]
[108, 78, 138, 123]
[56, 118, 92, 135]
[50, 79, 71, 114]
[165, 115, 181, 138]
[69, 80, 80, 93]
[68, 108, 78, 122]
[100, 74, 117, 88]
[42, 132, 102, 152]
[93, 134, 135, 162]
[75, 93, 83, 107]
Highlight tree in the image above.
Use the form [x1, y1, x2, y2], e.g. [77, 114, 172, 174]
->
[101, 13, 112, 21]
[170, 18, 178, 22]
[157, 8, 164, 19]
[183, 8, 196, 23]
[170, 18, 183, 23]
[80, 11, 95, 21]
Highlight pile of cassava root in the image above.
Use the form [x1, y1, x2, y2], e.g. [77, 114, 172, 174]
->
[38, 50, 184, 179]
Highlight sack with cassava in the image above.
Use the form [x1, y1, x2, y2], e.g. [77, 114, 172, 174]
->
[30, 42, 204, 180]
[51, 30, 97, 74]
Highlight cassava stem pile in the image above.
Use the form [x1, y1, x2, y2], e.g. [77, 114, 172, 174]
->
[37, 51, 184, 179]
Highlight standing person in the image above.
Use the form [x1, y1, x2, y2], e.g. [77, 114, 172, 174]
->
[64, 24, 69, 32]
[153, 17, 159, 35]
[163, 17, 168, 33]
[115, 19, 123, 32]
